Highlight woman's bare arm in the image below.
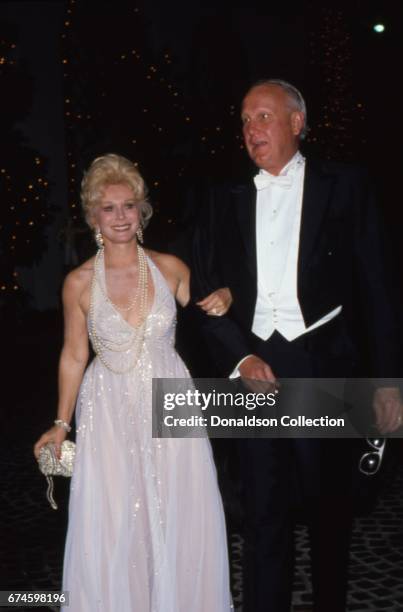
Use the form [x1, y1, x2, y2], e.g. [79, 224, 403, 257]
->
[34, 268, 90, 459]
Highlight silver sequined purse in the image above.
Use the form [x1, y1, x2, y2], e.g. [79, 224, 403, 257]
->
[38, 440, 75, 510]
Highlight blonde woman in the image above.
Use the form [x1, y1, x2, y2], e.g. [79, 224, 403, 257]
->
[34, 154, 233, 611]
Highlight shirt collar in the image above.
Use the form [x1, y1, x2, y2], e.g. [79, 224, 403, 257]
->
[259, 150, 305, 178]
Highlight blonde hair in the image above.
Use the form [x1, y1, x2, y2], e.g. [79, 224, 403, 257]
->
[81, 153, 153, 227]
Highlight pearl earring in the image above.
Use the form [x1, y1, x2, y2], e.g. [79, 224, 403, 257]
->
[136, 226, 144, 244]
[95, 229, 104, 249]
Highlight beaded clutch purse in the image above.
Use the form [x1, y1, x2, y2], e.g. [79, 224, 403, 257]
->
[38, 440, 75, 510]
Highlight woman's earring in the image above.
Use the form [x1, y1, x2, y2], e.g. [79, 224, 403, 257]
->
[95, 229, 104, 249]
[136, 225, 144, 244]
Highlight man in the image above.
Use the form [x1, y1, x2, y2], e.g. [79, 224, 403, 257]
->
[191, 80, 402, 612]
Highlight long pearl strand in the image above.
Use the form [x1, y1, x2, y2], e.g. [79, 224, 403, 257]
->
[95, 242, 147, 312]
[89, 245, 149, 374]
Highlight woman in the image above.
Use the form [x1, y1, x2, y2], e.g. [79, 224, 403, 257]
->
[34, 154, 233, 611]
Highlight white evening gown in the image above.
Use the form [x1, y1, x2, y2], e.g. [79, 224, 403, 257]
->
[62, 252, 232, 611]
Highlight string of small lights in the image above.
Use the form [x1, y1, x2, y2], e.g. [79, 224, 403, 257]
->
[0, 25, 51, 305]
[307, 7, 363, 159]
[59, 1, 189, 245]
[59, 0, 245, 258]
[60, 0, 80, 227]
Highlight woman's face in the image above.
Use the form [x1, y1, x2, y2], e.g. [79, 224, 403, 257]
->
[91, 183, 140, 245]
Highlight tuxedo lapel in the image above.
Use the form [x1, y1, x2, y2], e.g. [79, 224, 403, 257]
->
[298, 159, 335, 274]
[229, 161, 334, 284]
[232, 181, 257, 276]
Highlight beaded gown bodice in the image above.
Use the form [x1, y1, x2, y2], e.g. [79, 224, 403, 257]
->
[88, 249, 177, 374]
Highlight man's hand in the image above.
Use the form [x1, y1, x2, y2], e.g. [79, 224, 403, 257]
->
[373, 387, 403, 434]
[239, 355, 278, 393]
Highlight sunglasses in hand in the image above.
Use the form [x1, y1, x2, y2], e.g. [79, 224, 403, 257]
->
[359, 438, 386, 476]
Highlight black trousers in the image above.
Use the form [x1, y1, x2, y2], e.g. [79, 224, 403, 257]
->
[239, 323, 354, 612]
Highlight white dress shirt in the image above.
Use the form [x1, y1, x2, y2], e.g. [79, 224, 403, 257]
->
[231, 151, 341, 376]
[253, 151, 341, 341]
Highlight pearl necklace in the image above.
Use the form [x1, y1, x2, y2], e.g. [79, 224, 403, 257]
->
[89, 246, 149, 374]
[95, 242, 148, 312]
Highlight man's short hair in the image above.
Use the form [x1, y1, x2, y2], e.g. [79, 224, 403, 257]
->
[246, 78, 308, 139]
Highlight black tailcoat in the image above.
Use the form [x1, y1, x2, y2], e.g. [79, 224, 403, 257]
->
[192, 157, 400, 379]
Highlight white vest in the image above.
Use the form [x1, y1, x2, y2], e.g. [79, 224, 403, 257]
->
[252, 151, 341, 342]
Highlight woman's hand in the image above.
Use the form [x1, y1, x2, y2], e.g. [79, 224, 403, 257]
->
[197, 287, 233, 317]
[34, 425, 67, 461]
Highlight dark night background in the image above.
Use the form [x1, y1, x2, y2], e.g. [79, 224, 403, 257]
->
[1, 0, 402, 314]
[1, 1, 403, 608]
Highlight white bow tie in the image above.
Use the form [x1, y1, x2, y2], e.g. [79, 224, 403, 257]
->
[253, 172, 293, 191]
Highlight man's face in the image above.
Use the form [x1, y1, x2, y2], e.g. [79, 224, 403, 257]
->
[241, 84, 304, 175]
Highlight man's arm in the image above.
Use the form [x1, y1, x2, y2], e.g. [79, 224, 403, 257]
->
[191, 184, 274, 381]
[190, 185, 259, 376]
